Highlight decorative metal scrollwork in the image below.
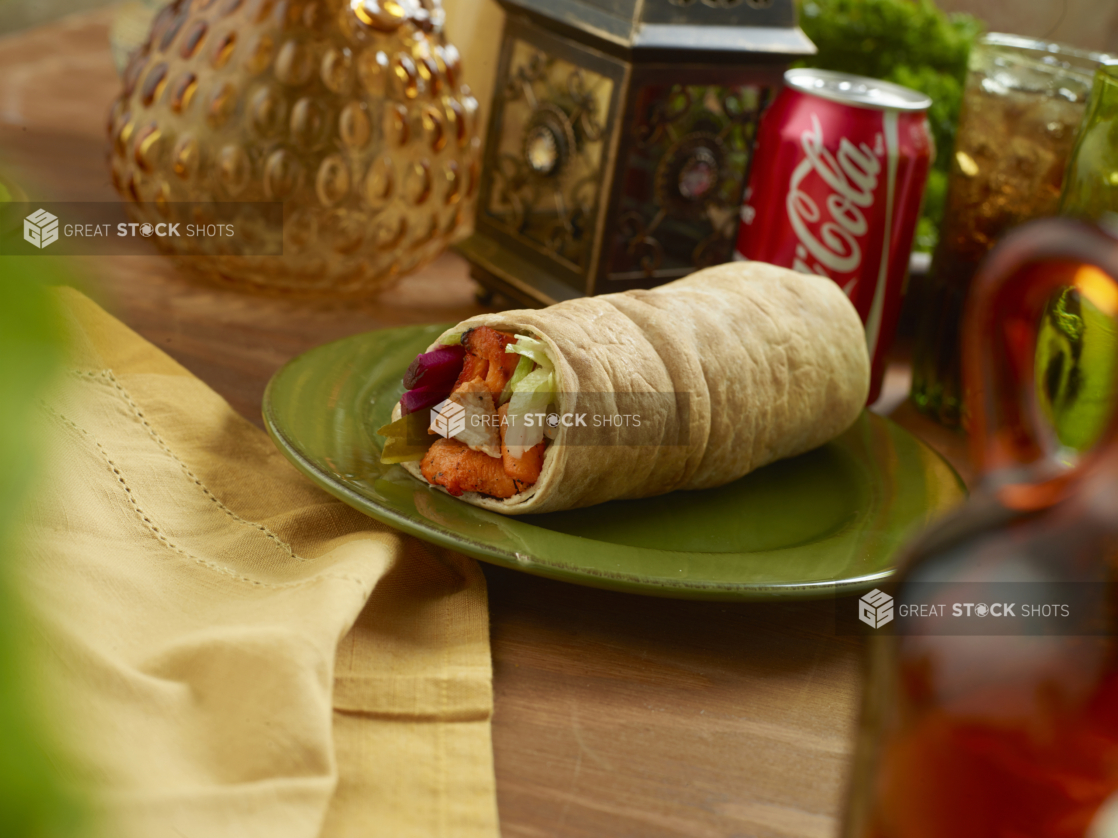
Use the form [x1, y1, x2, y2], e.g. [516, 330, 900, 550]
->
[655, 132, 726, 218]
[618, 210, 665, 275]
[609, 83, 763, 279]
[636, 88, 692, 149]
[522, 104, 576, 177]
[484, 41, 612, 270]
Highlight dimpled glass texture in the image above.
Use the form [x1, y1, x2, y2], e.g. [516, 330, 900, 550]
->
[108, 0, 481, 294]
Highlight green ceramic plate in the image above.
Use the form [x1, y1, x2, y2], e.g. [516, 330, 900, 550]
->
[263, 324, 966, 600]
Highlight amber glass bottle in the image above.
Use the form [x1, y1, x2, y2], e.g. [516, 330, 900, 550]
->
[843, 218, 1118, 838]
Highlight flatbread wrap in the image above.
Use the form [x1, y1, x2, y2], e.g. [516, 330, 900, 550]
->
[377, 261, 870, 515]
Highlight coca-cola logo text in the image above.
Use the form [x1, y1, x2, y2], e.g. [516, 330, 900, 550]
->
[787, 114, 882, 285]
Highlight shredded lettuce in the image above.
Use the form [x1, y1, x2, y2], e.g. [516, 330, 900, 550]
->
[506, 335, 552, 368]
[503, 335, 557, 457]
[499, 353, 535, 406]
[509, 367, 553, 404]
[438, 331, 463, 345]
[505, 336, 556, 404]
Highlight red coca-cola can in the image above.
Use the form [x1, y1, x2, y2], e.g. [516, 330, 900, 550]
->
[736, 68, 933, 404]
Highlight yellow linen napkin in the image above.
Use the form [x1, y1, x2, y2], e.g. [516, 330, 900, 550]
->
[17, 288, 499, 838]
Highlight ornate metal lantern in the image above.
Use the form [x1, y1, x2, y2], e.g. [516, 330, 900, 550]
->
[457, 0, 813, 306]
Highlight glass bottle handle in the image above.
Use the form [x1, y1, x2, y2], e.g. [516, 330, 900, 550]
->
[962, 217, 1118, 507]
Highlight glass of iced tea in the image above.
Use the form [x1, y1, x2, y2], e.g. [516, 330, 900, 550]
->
[909, 34, 1111, 427]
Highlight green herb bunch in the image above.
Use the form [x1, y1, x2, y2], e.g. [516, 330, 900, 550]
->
[0, 244, 85, 837]
[796, 0, 984, 250]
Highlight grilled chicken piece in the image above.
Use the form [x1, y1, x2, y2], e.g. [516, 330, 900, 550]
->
[504, 441, 545, 484]
[454, 351, 488, 392]
[453, 326, 520, 398]
[421, 438, 523, 499]
[443, 378, 501, 458]
[497, 403, 546, 484]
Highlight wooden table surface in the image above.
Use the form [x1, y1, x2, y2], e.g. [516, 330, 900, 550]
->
[0, 11, 974, 838]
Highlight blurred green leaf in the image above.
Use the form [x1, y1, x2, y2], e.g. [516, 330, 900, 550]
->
[1036, 288, 1118, 453]
[0, 250, 86, 838]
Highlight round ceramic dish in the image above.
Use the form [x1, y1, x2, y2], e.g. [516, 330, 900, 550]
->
[263, 324, 966, 600]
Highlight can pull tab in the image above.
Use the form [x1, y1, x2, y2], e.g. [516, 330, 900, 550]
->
[962, 217, 1118, 510]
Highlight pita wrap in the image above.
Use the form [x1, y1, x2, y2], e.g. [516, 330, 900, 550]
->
[395, 261, 869, 515]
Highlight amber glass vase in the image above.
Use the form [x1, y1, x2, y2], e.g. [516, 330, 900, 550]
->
[108, 0, 481, 294]
[843, 218, 1118, 838]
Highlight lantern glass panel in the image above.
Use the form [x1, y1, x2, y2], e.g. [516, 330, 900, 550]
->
[482, 39, 615, 273]
[605, 83, 764, 281]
